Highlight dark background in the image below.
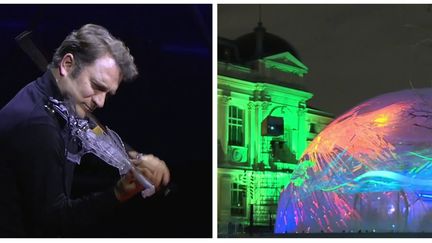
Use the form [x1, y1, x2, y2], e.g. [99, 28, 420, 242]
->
[0, 4, 212, 237]
[219, 4, 432, 117]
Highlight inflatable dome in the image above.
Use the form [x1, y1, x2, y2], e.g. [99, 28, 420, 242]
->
[275, 88, 432, 233]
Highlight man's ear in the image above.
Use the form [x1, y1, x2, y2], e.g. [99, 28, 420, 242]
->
[59, 53, 74, 77]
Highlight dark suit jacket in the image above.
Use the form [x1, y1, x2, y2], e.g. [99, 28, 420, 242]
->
[0, 71, 119, 237]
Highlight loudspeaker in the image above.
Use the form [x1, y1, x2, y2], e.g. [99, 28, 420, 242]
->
[261, 116, 284, 136]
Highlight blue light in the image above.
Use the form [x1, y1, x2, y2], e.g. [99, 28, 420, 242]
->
[418, 193, 432, 201]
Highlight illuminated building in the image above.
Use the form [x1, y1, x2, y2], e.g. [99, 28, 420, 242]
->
[217, 22, 333, 235]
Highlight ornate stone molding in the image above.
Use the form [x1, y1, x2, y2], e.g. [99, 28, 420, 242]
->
[219, 95, 231, 106]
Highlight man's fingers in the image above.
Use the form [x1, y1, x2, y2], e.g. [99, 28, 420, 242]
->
[141, 155, 159, 168]
[139, 167, 162, 189]
[128, 150, 139, 159]
[162, 169, 170, 186]
[128, 152, 170, 191]
[123, 171, 134, 182]
[140, 167, 153, 180]
[130, 158, 140, 167]
[154, 171, 163, 190]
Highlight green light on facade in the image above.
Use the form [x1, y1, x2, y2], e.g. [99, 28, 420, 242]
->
[217, 49, 333, 235]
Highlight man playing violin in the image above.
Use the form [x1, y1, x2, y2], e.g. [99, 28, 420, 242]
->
[0, 24, 170, 237]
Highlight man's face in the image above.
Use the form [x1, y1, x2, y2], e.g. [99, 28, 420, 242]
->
[63, 55, 121, 118]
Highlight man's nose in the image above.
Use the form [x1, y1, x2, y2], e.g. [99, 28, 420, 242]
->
[92, 92, 106, 108]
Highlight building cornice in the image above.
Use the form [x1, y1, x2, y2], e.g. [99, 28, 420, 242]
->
[218, 74, 313, 103]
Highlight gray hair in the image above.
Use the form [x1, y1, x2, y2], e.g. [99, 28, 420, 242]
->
[49, 24, 138, 82]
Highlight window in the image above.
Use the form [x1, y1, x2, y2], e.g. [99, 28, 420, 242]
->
[231, 183, 246, 216]
[309, 123, 317, 134]
[228, 106, 244, 146]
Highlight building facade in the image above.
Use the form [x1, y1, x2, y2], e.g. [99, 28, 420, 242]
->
[217, 24, 333, 236]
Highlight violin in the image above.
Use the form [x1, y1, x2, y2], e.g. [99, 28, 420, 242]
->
[45, 97, 155, 198]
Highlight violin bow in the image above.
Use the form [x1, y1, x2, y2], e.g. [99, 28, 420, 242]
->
[15, 30, 48, 72]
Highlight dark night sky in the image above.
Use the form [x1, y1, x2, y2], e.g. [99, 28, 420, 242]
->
[219, 4, 432, 116]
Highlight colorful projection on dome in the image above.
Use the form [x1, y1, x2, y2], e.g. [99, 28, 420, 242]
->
[275, 88, 432, 233]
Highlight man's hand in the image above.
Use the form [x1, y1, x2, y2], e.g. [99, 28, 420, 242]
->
[114, 151, 170, 202]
